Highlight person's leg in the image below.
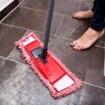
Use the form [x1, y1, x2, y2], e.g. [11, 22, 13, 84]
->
[92, 0, 97, 12]
[90, 0, 105, 31]
[70, 0, 105, 50]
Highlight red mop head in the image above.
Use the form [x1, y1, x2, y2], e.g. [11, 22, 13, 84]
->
[15, 33, 83, 98]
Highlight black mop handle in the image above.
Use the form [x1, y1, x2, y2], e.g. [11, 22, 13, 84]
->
[42, 0, 55, 59]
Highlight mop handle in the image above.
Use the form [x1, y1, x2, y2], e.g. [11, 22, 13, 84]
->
[42, 0, 55, 59]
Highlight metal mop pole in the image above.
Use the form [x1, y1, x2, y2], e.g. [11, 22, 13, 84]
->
[41, 0, 55, 61]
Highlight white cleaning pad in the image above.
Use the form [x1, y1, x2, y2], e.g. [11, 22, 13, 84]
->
[54, 75, 75, 91]
[23, 36, 35, 46]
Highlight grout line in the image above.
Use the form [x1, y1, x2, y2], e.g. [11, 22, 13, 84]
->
[20, 5, 48, 13]
[84, 82, 105, 90]
[95, 44, 105, 49]
[0, 0, 25, 23]
[73, 1, 81, 26]
[0, 55, 25, 65]
[20, 5, 71, 17]
[23, 29, 47, 35]
[0, 22, 26, 30]
[54, 15, 65, 35]
[7, 29, 29, 58]
[0, 23, 46, 35]
[78, 1, 82, 11]
[18, 0, 24, 4]
[7, 47, 16, 59]
[0, 23, 49, 36]
[54, 34, 71, 40]
[20, 0, 24, 3]
[17, 28, 70, 41]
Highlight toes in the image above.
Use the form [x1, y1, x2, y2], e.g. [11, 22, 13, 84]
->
[73, 43, 84, 51]
[78, 43, 84, 51]
[73, 42, 91, 51]
[72, 12, 79, 18]
[70, 42, 74, 46]
[78, 45, 82, 51]
[81, 45, 89, 50]
[73, 43, 80, 50]
[79, 44, 88, 50]
[70, 41, 78, 47]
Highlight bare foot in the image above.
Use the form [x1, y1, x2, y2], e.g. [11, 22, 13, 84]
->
[72, 10, 94, 19]
[70, 28, 104, 50]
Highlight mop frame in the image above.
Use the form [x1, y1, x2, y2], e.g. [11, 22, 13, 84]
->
[16, 32, 83, 98]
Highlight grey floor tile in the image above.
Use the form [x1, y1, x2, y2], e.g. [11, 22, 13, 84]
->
[0, 57, 15, 84]
[84, 48, 104, 87]
[2, 7, 63, 35]
[0, 23, 26, 57]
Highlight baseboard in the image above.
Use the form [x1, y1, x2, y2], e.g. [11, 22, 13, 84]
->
[0, 0, 19, 20]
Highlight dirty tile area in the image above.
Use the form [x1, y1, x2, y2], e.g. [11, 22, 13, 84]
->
[0, 0, 105, 105]
[0, 58, 105, 105]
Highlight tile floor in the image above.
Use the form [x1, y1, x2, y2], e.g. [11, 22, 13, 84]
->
[0, 0, 105, 105]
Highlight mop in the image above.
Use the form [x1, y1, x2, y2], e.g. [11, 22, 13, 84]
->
[16, 0, 83, 98]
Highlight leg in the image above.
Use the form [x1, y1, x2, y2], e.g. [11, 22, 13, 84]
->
[92, 0, 97, 12]
[90, 0, 105, 31]
[70, 0, 105, 50]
